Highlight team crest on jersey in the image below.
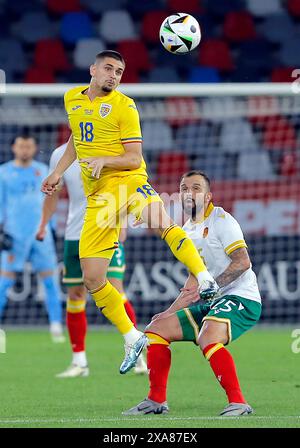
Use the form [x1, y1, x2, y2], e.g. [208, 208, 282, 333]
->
[99, 103, 112, 117]
[203, 227, 209, 238]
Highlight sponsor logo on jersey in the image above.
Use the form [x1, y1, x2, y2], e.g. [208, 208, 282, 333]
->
[72, 105, 82, 111]
[99, 103, 112, 117]
[203, 227, 209, 238]
[84, 109, 93, 115]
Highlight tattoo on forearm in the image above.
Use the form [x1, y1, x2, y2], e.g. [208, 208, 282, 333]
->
[216, 248, 250, 288]
[216, 266, 246, 288]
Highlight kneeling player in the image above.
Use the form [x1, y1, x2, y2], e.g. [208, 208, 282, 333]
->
[123, 170, 262, 417]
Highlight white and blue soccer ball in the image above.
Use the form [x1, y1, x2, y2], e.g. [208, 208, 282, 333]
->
[159, 13, 201, 54]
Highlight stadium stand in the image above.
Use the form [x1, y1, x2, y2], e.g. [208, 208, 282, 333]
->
[0, 0, 298, 83]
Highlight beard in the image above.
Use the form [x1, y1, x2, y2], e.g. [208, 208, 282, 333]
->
[102, 85, 113, 93]
[183, 200, 196, 219]
[183, 199, 204, 220]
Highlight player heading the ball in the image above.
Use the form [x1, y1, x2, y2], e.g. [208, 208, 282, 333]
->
[41, 50, 218, 373]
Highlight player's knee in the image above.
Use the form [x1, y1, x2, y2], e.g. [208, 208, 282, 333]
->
[68, 286, 86, 301]
[145, 320, 161, 334]
[82, 272, 106, 291]
[197, 322, 228, 349]
[145, 316, 180, 342]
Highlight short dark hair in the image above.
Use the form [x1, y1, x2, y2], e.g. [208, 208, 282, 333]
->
[95, 50, 125, 65]
[180, 170, 211, 191]
[11, 133, 37, 146]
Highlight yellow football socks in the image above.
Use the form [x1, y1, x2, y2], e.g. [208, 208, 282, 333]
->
[161, 224, 207, 277]
[90, 281, 134, 334]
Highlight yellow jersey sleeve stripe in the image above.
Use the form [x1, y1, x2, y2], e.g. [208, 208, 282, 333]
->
[225, 240, 247, 255]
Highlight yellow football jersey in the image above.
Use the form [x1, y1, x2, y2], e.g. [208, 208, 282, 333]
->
[64, 85, 147, 196]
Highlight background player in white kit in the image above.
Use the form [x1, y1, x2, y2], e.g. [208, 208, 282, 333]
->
[123, 170, 262, 417]
[37, 143, 147, 377]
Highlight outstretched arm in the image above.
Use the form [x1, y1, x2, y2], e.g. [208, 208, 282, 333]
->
[41, 135, 76, 195]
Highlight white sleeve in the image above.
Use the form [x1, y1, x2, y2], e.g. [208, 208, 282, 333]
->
[214, 211, 247, 256]
[48, 148, 65, 186]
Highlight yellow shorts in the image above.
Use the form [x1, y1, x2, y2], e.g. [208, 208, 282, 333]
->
[79, 175, 162, 259]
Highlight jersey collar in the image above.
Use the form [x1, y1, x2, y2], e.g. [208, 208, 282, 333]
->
[80, 87, 117, 102]
[190, 202, 214, 225]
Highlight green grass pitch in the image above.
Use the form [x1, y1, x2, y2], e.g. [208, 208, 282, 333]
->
[0, 327, 300, 428]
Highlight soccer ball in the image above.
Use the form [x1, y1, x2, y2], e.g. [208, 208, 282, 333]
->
[159, 13, 201, 54]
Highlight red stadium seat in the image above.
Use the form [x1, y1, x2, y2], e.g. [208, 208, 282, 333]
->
[262, 116, 297, 151]
[223, 11, 256, 42]
[47, 0, 82, 14]
[119, 67, 140, 83]
[199, 39, 234, 71]
[271, 67, 296, 82]
[34, 39, 71, 72]
[156, 152, 190, 182]
[142, 11, 169, 43]
[167, 0, 203, 14]
[287, 0, 300, 17]
[24, 67, 56, 83]
[116, 40, 152, 72]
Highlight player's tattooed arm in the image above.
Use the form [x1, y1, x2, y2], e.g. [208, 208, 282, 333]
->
[215, 247, 251, 288]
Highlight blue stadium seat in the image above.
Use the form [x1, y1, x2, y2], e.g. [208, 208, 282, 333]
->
[60, 12, 93, 44]
[59, 68, 90, 83]
[74, 38, 105, 69]
[80, 0, 127, 15]
[175, 122, 219, 154]
[0, 17, 10, 38]
[246, 0, 283, 16]
[219, 119, 258, 154]
[192, 152, 238, 180]
[142, 120, 174, 152]
[196, 14, 218, 39]
[154, 47, 195, 70]
[278, 36, 300, 66]
[12, 12, 57, 44]
[98, 10, 136, 43]
[261, 12, 295, 44]
[236, 39, 275, 72]
[0, 38, 27, 74]
[237, 151, 277, 180]
[204, 0, 245, 17]
[146, 67, 180, 83]
[128, 0, 163, 18]
[227, 65, 263, 82]
[188, 67, 220, 83]
[7, 0, 44, 18]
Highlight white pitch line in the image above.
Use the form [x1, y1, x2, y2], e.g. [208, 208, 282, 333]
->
[0, 416, 300, 424]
